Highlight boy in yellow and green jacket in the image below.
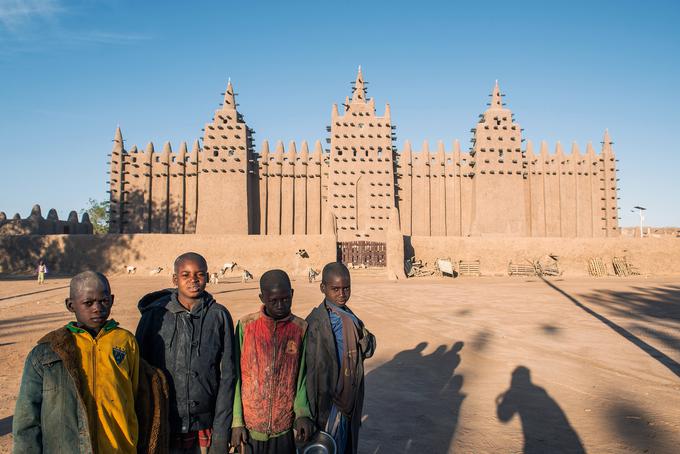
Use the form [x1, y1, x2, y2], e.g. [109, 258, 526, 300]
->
[13, 271, 166, 454]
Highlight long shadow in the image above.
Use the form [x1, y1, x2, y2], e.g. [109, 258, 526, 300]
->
[0, 232, 141, 276]
[211, 286, 258, 296]
[578, 285, 680, 354]
[540, 277, 680, 379]
[361, 341, 465, 453]
[0, 285, 69, 302]
[496, 366, 585, 454]
[0, 312, 71, 340]
[0, 312, 70, 328]
[0, 415, 12, 436]
[606, 401, 675, 452]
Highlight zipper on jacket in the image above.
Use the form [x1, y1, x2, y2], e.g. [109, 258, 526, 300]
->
[92, 335, 98, 452]
[267, 322, 277, 434]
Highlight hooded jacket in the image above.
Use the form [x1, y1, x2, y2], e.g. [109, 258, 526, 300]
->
[13, 324, 168, 454]
[305, 301, 376, 454]
[135, 289, 235, 448]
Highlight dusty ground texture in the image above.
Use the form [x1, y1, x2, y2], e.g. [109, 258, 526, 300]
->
[0, 273, 678, 453]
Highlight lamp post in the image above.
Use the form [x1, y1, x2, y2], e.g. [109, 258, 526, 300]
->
[631, 206, 646, 238]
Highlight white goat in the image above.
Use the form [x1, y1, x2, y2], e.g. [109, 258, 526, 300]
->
[220, 262, 238, 275]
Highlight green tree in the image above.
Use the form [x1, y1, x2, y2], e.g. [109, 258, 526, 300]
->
[81, 198, 110, 234]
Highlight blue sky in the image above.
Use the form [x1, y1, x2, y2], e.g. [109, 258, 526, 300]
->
[0, 0, 678, 227]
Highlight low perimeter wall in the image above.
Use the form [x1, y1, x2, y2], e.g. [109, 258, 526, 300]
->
[2, 234, 679, 279]
[407, 236, 680, 276]
[0, 234, 337, 278]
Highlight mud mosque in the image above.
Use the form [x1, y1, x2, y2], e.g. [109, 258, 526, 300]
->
[107, 68, 620, 241]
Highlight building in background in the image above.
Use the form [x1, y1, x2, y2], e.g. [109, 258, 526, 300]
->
[108, 68, 620, 240]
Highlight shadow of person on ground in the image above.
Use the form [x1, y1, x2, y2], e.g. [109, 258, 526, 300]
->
[361, 341, 465, 453]
[496, 366, 585, 454]
[0, 415, 12, 436]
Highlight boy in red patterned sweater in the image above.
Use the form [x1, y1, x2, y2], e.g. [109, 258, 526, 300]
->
[230, 269, 314, 453]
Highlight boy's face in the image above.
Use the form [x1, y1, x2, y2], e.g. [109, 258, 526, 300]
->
[321, 273, 351, 306]
[260, 286, 294, 320]
[66, 282, 114, 332]
[173, 258, 208, 300]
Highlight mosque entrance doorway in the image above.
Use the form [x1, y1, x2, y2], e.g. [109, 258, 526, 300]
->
[337, 241, 386, 268]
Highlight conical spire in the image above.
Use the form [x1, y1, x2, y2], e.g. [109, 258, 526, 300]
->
[300, 141, 309, 160]
[275, 140, 285, 159]
[112, 126, 123, 152]
[30, 204, 42, 219]
[313, 140, 323, 161]
[351, 65, 366, 103]
[586, 141, 596, 156]
[602, 129, 613, 153]
[437, 140, 446, 157]
[453, 139, 461, 154]
[490, 80, 502, 109]
[555, 141, 564, 156]
[191, 139, 200, 154]
[287, 141, 297, 161]
[260, 140, 270, 160]
[223, 78, 236, 109]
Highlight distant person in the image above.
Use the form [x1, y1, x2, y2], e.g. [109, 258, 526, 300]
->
[306, 262, 376, 454]
[37, 260, 47, 284]
[136, 252, 236, 453]
[12, 271, 166, 453]
[230, 269, 314, 453]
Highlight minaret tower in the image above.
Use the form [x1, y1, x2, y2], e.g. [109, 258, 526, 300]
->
[108, 126, 125, 233]
[195, 79, 254, 234]
[470, 81, 529, 236]
[328, 67, 397, 240]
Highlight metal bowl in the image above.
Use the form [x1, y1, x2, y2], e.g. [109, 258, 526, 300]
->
[300, 430, 337, 454]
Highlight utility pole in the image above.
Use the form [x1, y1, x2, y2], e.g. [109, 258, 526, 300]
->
[631, 206, 646, 238]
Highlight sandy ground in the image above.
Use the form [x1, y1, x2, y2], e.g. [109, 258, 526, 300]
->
[0, 273, 678, 453]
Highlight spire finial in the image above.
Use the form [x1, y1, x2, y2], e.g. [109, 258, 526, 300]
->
[351, 66, 366, 104]
[490, 80, 502, 109]
[223, 78, 236, 109]
[602, 129, 613, 153]
[114, 126, 123, 143]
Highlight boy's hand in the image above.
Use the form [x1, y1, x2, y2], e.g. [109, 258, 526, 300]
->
[230, 426, 248, 449]
[294, 416, 315, 442]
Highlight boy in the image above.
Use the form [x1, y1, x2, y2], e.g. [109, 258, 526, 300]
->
[13, 271, 143, 453]
[230, 269, 314, 453]
[305, 262, 376, 454]
[136, 252, 235, 453]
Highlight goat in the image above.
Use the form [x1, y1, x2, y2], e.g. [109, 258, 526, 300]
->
[220, 262, 238, 275]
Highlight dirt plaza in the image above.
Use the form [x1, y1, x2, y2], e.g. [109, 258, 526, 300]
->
[0, 274, 678, 453]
